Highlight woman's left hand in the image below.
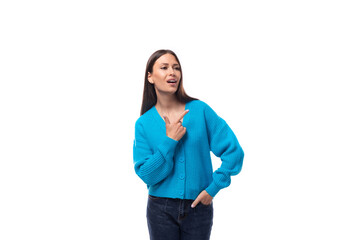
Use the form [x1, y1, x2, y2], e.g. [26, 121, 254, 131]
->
[191, 190, 213, 208]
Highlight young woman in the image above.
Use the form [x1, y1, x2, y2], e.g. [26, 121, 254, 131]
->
[133, 49, 244, 240]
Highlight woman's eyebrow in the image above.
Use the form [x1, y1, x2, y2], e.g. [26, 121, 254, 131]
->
[160, 63, 179, 66]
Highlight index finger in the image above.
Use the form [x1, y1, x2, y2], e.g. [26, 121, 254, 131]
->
[176, 109, 189, 123]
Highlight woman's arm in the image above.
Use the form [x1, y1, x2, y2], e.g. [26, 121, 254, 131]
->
[203, 102, 245, 197]
[133, 120, 179, 186]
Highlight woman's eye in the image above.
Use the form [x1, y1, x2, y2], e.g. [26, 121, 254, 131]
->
[160, 66, 180, 70]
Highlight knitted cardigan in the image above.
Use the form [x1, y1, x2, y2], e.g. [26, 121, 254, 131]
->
[133, 99, 244, 200]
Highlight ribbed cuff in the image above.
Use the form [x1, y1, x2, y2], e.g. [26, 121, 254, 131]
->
[205, 181, 221, 197]
[157, 136, 179, 160]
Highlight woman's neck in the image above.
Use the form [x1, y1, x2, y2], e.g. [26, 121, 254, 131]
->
[155, 94, 180, 111]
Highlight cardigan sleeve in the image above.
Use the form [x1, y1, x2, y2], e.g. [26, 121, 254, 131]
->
[133, 120, 179, 186]
[203, 102, 244, 197]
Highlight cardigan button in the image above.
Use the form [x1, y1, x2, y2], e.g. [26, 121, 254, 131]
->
[179, 157, 184, 162]
[179, 174, 184, 180]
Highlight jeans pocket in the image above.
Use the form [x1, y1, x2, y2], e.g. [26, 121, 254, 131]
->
[199, 201, 213, 208]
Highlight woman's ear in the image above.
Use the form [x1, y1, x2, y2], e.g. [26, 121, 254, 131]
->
[147, 72, 153, 84]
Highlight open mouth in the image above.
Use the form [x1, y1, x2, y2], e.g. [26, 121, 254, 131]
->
[167, 79, 177, 83]
[167, 79, 177, 86]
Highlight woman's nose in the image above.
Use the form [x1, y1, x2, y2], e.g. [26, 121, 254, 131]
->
[168, 68, 175, 75]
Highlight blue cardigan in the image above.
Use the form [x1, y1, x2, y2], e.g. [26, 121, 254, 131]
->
[133, 100, 244, 200]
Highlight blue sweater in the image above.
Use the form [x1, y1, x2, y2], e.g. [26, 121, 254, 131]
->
[133, 100, 244, 200]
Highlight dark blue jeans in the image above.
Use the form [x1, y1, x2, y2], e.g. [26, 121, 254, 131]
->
[146, 195, 213, 240]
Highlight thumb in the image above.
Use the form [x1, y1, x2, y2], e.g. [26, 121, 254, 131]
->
[163, 115, 170, 124]
[191, 196, 201, 208]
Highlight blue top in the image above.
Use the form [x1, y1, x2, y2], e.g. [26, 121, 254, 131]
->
[132, 99, 244, 200]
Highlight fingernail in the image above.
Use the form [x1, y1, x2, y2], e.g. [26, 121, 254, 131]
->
[191, 204, 194, 208]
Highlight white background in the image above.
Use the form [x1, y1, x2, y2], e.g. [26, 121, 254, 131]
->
[1, 0, 359, 239]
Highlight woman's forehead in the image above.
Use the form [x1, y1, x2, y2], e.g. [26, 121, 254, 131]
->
[156, 54, 179, 65]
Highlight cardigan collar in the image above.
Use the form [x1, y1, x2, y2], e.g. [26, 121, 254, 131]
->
[151, 101, 190, 129]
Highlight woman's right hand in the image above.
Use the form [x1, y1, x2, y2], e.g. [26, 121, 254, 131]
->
[163, 110, 189, 141]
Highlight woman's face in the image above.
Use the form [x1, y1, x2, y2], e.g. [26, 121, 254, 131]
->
[148, 53, 182, 95]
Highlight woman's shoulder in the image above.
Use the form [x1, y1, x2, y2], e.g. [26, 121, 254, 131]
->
[188, 99, 212, 111]
[188, 99, 204, 107]
[192, 99, 223, 121]
[134, 106, 155, 127]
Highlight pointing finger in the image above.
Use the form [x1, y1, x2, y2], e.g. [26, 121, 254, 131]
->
[176, 109, 189, 123]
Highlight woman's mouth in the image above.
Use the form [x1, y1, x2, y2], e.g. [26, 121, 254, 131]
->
[167, 79, 177, 86]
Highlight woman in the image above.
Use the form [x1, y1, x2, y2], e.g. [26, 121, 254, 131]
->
[133, 49, 244, 240]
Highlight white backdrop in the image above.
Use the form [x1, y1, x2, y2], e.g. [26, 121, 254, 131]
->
[1, 0, 359, 239]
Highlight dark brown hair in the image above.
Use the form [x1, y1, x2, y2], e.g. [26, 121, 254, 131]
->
[140, 49, 198, 116]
